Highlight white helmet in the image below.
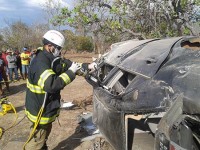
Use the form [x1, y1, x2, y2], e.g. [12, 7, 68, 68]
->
[43, 30, 65, 48]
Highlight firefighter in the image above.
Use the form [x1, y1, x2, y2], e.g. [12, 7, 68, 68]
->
[24, 30, 95, 150]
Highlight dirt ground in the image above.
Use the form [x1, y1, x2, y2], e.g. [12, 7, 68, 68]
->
[0, 53, 113, 150]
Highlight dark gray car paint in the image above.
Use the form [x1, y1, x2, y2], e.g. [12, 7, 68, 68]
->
[89, 36, 200, 150]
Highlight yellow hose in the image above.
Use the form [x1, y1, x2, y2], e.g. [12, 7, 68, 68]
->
[23, 106, 44, 150]
[23, 93, 47, 150]
[4, 103, 18, 131]
[0, 127, 3, 139]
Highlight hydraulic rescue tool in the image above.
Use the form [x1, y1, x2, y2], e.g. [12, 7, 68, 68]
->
[0, 96, 12, 115]
[0, 96, 18, 139]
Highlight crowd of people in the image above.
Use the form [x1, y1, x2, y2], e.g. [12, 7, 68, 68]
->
[0, 47, 36, 96]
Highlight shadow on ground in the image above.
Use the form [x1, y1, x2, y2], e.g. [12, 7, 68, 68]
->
[9, 83, 27, 95]
[53, 125, 88, 150]
[15, 105, 25, 112]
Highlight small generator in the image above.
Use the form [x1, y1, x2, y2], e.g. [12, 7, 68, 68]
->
[0, 96, 17, 139]
[0, 96, 13, 116]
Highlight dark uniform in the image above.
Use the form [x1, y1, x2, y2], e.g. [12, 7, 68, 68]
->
[25, 49, 76, 124]
[24, 49, 78, 149]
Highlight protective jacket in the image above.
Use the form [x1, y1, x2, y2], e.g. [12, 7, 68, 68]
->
[25, 49, 76, 125]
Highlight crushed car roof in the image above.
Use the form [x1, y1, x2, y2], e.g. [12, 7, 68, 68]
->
[105, 37, 183, 77]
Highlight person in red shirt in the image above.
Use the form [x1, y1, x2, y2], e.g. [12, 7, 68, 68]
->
[0, 58, 3, 95]
[0, 51, 10, 92]
[1, 50, 8, 66]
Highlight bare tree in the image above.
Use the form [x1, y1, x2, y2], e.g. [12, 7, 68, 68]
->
[0, 20, 49, 51]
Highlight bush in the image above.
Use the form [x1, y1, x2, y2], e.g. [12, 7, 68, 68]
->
[76, 36, 93, 52]
[63, 30, 93, 52]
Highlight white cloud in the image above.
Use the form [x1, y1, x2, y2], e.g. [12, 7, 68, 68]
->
[0, 0, 16, 11]
[25, 0, 45, 8]
[25, 0, 70, 8]
[0, 0, 70, 11]
[0, 6, 13, 11]
[0, 0, 72, 28]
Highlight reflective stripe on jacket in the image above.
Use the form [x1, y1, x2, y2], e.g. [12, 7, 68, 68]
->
[25, 109, 60, 125]
[25, 49, 76, 125]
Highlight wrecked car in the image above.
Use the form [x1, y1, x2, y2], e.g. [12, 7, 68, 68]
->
[87, 36, 200, 150]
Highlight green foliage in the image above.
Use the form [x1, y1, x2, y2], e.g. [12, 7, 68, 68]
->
[166, 30, 177, 37]
[135, 24, 142, 32]
[180, 0, 188, 10]
[63, 30, 93, 52]
[63, 30, 76, 50]
[195, 0, 200, 5]
[183, 27, 191, 35]
[67, 17, 74, 24]
[76, 36, 93, 52]
[149, 32, 160, 38]
[81, 15, 90, 24]
[61, 7, 70, 15]
[0, 34, 3, 41]
[110, 6, 119, 14]
[92, 14, 98, 21]
[73, 6, 81, 13]
[110, 21, 121, 29]
[49, 0, 200, 54]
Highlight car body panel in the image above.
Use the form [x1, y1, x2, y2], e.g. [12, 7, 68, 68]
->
[118, 37, 183, 77]
[93, 90, 125, 150]
[88, 36, 200, 150]
[105, 39, 158, 66]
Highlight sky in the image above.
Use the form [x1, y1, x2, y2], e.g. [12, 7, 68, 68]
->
[0, 0, 73, 28]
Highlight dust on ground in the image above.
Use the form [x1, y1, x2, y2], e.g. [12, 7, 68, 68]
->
[0, 53, 113, 150]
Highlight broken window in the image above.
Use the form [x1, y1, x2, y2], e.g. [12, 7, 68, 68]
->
[109, 71, 136, 95]
[99, 64, 136, 95]
[98, 64, 114, 82]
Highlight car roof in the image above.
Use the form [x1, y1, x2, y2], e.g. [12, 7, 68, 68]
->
[118, 37, 183, 77]
[105, 37, 184, 77]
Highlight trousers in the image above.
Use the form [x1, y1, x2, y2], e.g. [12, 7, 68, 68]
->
[25, 123, 52, 150]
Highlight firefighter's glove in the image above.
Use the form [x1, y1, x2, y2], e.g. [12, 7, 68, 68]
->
[69, 62, 81, 74]
[88, 62, 97, 73]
